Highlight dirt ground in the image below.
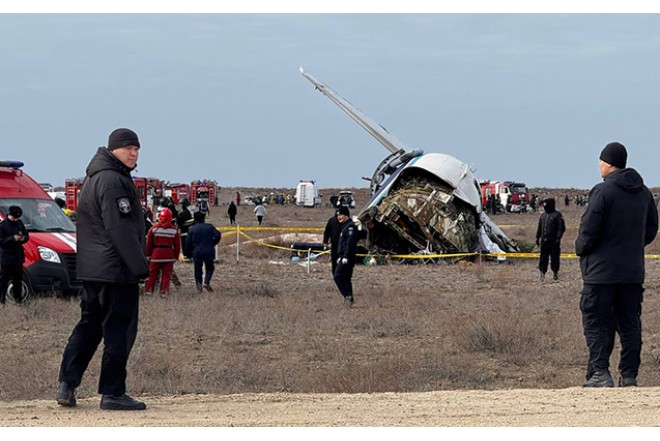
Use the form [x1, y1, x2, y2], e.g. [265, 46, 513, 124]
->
[2, 387, 660, 427]
[2, 186, 660, 428]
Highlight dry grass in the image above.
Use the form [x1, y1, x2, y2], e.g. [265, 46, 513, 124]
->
[1, 187, 660, 402]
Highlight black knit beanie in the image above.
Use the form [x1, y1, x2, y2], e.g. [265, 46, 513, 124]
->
[108, 128, 140, 151]
[599, 142, 627, 169]
[8, 205, 22, 218]
[337, 206, 350, 217]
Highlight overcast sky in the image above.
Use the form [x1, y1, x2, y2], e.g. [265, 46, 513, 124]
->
[2, 11, 659, 190]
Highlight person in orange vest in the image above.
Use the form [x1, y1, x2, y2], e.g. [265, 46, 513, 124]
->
[144, 208, 180, 298]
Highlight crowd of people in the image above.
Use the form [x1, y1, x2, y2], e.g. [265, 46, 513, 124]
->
[2, 128, 657, 412]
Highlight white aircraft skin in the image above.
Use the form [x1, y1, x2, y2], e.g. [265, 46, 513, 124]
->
[300, 67, 518, 256]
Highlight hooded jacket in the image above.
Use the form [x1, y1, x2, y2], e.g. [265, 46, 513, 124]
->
[227, 202, 237, 218]
[536, 198, 566, 246]
[575, 168, 658, 284]
[76, 147, 149, 283]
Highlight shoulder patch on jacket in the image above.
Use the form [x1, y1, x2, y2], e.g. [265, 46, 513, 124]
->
[117, 197, 132, 215]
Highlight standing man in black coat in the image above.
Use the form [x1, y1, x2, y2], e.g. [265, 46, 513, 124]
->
[535, 197, 566, 281]
[575, 142, 658, 388]
[0, 206, 29, 305]
[333, 206, 359, 307]
[56, 128, 149, 410]
[186, 211, 221, 292]
[323, 209, 341, 275]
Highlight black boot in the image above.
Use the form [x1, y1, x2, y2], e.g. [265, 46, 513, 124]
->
[100, 394, 146, 410]
[583, 371, 614, 388]
[56, 382, 77, 407]
[619, 376, 638, 387]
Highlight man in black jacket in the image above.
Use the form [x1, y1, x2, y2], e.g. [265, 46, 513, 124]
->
[323, 209, 341, 275]
[333, 206, 359, 307]
[0, 206, 29, 304]
[56, 128, 149, 410]
[535, 198, 566, 281]
[575, 142, 658, 388]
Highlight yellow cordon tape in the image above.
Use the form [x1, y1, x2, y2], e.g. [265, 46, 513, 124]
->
[217, 226, 324, 232]
[217, 226, 660, 260]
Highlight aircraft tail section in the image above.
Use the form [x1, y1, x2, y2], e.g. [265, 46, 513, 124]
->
[300, 67, 410, 155]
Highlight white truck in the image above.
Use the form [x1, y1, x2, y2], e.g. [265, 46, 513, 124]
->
[295, 180, 321, 208]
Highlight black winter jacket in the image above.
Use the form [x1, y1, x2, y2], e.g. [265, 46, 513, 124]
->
[536, 199, 566, 245]
[323, 215, 342, 251]
[575, 168, 658, 284]
[185, 221, 221, 261]
[76, 147, 148, 283]
[176, 208, 193, 235]
[336, 219, 358, 263]
[0, 218, 29, 265]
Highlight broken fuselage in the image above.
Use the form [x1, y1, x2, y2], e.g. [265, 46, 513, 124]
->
[300, 67, 519, 257]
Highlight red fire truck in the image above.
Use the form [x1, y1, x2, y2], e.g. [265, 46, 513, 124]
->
[190, 180, 219, 207]
[65, 177, 84, 212]
[132, 177, 163, 213]
[163, 182, 190, 205]
[66, 176, 164, 214]
[480, 180, 530, 213]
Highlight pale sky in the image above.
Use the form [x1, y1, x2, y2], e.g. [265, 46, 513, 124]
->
[2, 5, 659, 190]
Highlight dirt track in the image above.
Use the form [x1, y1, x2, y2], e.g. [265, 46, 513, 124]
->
[3, 187, 660, 429]
[2, 387, 660, 427]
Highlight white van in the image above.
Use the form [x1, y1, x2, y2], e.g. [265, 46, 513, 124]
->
[295, 180, 321, 208]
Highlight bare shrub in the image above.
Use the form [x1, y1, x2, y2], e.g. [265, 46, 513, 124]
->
[3, 201, 660, 401]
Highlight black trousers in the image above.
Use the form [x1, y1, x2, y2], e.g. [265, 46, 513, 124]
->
[194, 258, 215, 287]
[0, 263, 24, 304]
[180, 233, 191, 258]
[333, 261, 354, 299]
[330, 250, 338, 276]
[580, 283, 643, 380]
[58, 281, 139, 396]
[539, 242, 561, 274]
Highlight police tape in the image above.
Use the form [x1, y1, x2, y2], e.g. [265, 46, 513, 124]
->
[236, 229, 331, 254]
[219, 226, 660, 260]
[217, 226, 324, 232]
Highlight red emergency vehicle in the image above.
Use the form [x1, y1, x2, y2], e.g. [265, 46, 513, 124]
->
[65, 177, 84, 212]
[132, 177, 163, 213]
[480, 180, 530, 213]
[504, 181, 531, 212]
[163, 182, 190, 205]
[1, 161, 81, 301]
[190, 180, 219, 207]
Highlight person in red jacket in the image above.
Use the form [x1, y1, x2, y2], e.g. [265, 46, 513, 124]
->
[145, 208, 181, 298]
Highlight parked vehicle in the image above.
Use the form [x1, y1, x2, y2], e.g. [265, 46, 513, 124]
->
[335, 190, 356, 208]
[1, 160, 81, 301]
[295, 180, 321, 208]
[480, 180, 530, 213]
[163, 182, 190, 205]
[190, 180, 219, 207]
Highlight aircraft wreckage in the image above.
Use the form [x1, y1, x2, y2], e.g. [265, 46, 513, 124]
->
[300, 67, 519, 258]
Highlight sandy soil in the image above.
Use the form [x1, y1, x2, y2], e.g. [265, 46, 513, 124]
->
[3, 186, 660, 429]
[2, 387, 660, 427]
